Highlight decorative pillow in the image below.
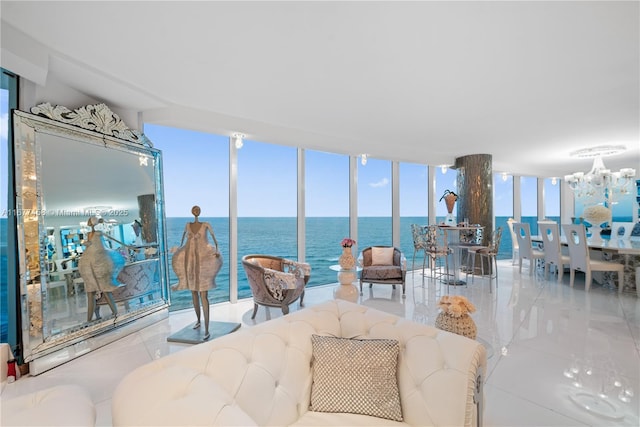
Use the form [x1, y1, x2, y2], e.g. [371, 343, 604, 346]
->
[309, 335, 403, 421]
[371, 247, 394, 266]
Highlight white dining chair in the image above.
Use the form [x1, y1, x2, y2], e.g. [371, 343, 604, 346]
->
[513, 222, 545, 275]
[538, 221, 570, 282]
[507, 218, 519, 265]
[562, 224, 625, 293]
[610, 222, 633, 239]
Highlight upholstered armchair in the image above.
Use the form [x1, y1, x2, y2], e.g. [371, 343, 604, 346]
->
[241, 254, 311, 318]
[358, 246, 407, 296]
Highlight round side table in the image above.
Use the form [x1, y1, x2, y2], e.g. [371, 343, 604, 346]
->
[329, 265, 361, 302]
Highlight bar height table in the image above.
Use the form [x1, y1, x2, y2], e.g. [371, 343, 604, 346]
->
[438, 224, 485, 286]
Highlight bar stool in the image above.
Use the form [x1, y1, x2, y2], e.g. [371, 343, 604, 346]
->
[466, 227, 502, 292]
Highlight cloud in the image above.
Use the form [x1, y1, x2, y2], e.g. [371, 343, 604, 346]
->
[369, 178, 389, 188]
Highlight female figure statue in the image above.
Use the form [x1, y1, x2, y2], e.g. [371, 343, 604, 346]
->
[171, 205, 223, 340]
[78, 216, 126, 321]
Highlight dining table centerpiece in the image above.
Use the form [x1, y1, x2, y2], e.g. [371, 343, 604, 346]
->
[582, 204, 612, 243]
[339, 238, 356, 269]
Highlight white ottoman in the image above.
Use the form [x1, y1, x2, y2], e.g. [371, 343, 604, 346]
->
[1, 385, 95, 426]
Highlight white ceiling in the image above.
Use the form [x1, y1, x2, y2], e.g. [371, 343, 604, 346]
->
[2, 1, 639, 178]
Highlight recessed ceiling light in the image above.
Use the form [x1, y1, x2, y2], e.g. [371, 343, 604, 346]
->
[570, 145, 626, 159]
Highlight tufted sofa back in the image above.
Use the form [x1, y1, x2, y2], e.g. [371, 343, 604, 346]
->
[113, 300, 486, 426]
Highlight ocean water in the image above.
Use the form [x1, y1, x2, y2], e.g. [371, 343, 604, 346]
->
[165, 216, 526, 311]
[3, 215, 631, 319]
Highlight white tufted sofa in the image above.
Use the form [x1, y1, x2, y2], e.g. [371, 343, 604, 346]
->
[112, 300, 487, 426]
[1, 385, 96, 426]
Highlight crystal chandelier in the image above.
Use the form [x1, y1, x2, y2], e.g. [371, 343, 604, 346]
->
[564, 146, 636, 205]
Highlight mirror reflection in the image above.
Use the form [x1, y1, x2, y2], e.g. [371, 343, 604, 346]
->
[37, 134, 161, 334]
[14, 104, 168, 370]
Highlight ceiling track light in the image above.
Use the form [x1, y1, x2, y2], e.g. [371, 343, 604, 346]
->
[232, 133, 245, 149]
[501, 172, 509, 182]
[440, 165, 448, 174]
[361, 154, 367, 165]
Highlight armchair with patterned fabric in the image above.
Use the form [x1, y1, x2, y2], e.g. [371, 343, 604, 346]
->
[358, 246, 407, 296]
[241, 254, 311, 318]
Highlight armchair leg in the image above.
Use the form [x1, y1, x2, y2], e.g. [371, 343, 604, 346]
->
[299, 290, 305, 306]
[359, 280, 363, 295]
[281, 304, 290, 315]
[251, 303, 259, 319]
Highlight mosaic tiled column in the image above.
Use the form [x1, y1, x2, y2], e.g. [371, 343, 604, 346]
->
[455, 154, 493, 275]
[454, 154, 493, 245]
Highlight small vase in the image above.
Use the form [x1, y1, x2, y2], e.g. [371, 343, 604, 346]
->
[444, 193, 457, 214]
[589, 223, 605, 244]
[338, 247, 356, 270]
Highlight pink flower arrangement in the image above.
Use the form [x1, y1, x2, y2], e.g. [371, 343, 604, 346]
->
[341, 238, 356, 248]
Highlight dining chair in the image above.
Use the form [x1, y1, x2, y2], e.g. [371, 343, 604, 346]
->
[507, 218, 519, 265]
[610, 222, 633, 239]
[513, 222, 545, 275]
[538, 221, 570, 282]
[424, 225, 451, 282]
[466, 227, 502, 293]
[410, 224, 429, 275]
[562, 224, 625, 293]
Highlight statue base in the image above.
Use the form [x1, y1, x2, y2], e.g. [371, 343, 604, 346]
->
[167, 321, 241, 344]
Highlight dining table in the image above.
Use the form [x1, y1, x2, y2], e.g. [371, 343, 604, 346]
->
[531, 234, 640, 295]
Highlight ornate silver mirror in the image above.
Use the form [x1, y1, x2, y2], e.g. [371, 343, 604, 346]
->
[13, 103, 169, 374]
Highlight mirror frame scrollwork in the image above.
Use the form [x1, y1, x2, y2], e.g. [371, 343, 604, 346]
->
[13, 102, 169, 374]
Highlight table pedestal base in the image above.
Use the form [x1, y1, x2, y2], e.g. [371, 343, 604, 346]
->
[334, 284, 358, 302]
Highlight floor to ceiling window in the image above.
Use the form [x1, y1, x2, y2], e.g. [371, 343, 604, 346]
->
[494, 173, 514, 260]
[357, 157, 392, 251]
[521, 176, 539, 235]
[612, 192, 636, 222]
[544, 177, 561, 224]
[1, 69, 17, 344]
[237, 139, 297, 299]
[399, 162, 429, 264]
[305, 150, 349, 287]
[144, 124, 230, 310]
[435, 166, 457, 223]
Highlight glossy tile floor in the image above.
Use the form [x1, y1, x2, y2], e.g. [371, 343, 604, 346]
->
[2, 259, 639, 426]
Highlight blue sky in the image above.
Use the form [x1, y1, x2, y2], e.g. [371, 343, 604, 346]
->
[1, 114, 633, 219]
[144, 123, 552, 218]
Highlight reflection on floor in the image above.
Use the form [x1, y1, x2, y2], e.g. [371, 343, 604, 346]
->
[42, 286, 163, 336]
[3, 260, 639, 426]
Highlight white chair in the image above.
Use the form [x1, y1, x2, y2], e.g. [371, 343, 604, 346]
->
[610, 222, 633, 239]
[513, 222, 545, 275]
[563, 224, 625, 293]
[507, 218, 519, 265]
[538, 221, 570, 282]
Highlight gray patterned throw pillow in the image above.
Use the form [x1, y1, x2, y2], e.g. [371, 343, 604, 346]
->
[310, 334, 403, 421]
